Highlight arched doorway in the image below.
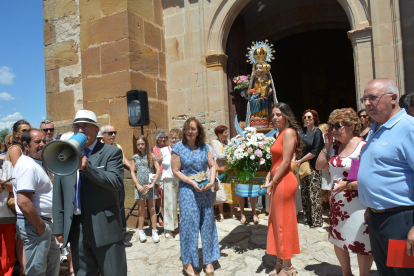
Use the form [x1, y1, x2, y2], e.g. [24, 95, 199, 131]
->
[226, 0, 356, 136]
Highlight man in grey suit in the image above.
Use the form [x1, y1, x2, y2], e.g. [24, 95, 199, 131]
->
[53, 110, 127, 276]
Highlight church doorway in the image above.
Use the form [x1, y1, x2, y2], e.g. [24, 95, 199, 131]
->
[226, 0, 356, 136]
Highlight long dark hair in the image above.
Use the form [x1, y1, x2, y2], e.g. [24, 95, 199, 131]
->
[12, 120, 31, 150]
[182, 117, 206, 148]
[273, 102, 303, 158]
[136, 135, 153, 168]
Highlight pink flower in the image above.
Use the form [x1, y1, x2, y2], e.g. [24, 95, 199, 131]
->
[237, 80, 242, 84]
[260, 158, 265, 165]
[264, 138, 269, 144]
[254, 149, 263, 157]
[240, 144, 246, 149]
[247, 147, 253, 153]
[258, 143, 264, 148]
[227, 155, 231, 160]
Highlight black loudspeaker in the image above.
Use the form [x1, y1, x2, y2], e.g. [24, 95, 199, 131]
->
[126, 90, 150, 126]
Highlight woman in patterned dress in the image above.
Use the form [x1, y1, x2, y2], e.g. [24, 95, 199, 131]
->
[171, 117, 220, 276]
[316, 108, 374, 276]
[211, 125, 237, 221]
[131, 135, 161, 243]
[160, 128, 182, 238]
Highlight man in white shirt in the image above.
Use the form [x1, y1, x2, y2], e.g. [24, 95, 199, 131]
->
[13, 129, 60, 276]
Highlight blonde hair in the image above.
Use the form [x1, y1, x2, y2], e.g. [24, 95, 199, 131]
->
[169, 128, 182, 139]
[328, 108, 360, 136]
[318, 123, 328, 134]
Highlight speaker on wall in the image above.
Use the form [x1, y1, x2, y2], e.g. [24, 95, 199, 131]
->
[126, 90, 150, 126]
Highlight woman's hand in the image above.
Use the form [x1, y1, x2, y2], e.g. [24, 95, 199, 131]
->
[146, 183, 154, 190]
[332, 178, 347, 193]
[190, 180, 203, 192]
[324, 128, 334, 150]
[261, 180, 273, 195]
[203, 181, 215, 191]
[136, 184, 145, 194]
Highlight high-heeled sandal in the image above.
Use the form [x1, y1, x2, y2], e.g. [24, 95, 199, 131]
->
[277, 266, 297, 276]
[183, 266, 199, 276]
[253, 215, 259, 225]
[218, 214, 224, 222]
[205, 272, 214, 276]
[269, 258, 283, 275]
[240, 215, 246, 224]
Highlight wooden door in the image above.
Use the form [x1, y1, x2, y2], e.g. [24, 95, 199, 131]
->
[226, 15, 248, 137]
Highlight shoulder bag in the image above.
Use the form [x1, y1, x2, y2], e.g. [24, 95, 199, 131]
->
[212, 176, 228, 205]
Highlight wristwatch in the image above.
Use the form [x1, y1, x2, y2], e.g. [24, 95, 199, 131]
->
[347, 181, 352, 190]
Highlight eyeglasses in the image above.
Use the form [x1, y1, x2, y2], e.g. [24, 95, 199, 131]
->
[158, 136, 168, 140]
[72, 124, 91, 130]
[303, 116, 313, 120]
[329, 122, 344, 131]
[170, 137, 180, 141]
[42, 128, 55, 133]
[104, 131, 117, 136]
[359, 115, 369, 119]
[360, 93, 393, 104]
[18, 128, 30, 133]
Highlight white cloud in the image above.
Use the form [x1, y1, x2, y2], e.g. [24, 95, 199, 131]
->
[41, 116, 46, 121]
[1, 112, 23, 121]
[0, 66, 16, 85]
[0, 121, 14, 130]
[0, 92, 17, 100]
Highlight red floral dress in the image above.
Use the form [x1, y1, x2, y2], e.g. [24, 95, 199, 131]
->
[328, 140, 372, 255]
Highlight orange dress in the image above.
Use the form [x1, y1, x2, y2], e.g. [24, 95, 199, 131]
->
[266, 129, 300, 259]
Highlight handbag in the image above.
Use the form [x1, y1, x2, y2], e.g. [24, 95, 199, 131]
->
[347, 159, 360, 181]
[213, 177, 227, 205]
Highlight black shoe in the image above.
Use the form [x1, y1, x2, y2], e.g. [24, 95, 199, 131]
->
[310, 224, 322, 228]
[124, 241, 133, 247]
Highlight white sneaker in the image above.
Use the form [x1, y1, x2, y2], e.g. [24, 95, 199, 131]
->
[138, 230, 147, 243]
[152, 229, 160, 243]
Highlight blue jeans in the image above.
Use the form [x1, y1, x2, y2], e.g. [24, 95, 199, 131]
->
[16, 218, 60, 276]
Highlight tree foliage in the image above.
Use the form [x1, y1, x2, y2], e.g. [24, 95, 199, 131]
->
[0, 128, 10, 142]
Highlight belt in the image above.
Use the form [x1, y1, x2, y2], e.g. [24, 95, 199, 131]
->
[370, 205, 414, 214]
[17, 214, 52, 222]
[188, 171, 206, 182]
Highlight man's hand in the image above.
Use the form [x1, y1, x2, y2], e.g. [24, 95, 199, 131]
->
[36, 221, 46, 237]
[406, 226, 414, 256]
[55, 234, 64, 244]
[79, 155, 88, 170]
[364, 207, 369, 224]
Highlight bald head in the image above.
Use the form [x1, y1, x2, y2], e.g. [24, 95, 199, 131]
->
[365, 78, 399, 102]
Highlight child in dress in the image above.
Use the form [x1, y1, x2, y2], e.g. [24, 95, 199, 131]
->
[130, 135, 161, 243]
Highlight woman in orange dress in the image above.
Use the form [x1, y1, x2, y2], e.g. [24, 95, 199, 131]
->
[263, 102, 302, 276]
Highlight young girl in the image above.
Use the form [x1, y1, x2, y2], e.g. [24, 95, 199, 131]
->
[130, 135, 161, 243]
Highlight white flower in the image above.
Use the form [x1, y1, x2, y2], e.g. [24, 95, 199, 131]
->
[260, 158, 265, 165]
[266, 154, 271, 159]
[250, 155, 255, 160]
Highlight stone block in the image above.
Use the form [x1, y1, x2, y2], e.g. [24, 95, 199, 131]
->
[83, 71, 131, 101]
[159, 52, 166, 79]
[168, 89, 188, 116]
[101, 0, 127, 16]
[144, 21, 162, 51]
[109, 97, 130, 130]
[148, 100, 168, 130]
[123, 179, 136, 209]
[165, 36, 184, 63]
[130, 71, 157, 99]
[83, 99, 110, 116]
[101, 39, 130, 75]
[45, 69, 59, 93]
[43, 0, 77, 21]
[165, 13, 185, 37]
[44, 40, 79, 70]
[81, 47, 101, 77]
[79, 0, 101, 23]
[157, 79, 167, 101]
[153, 0, 163, 26]
[130, 40, 159, 76]
[128, 12, 144, 43]
[46, 90, 76, 121]
[64, 76, 81, 86]
[97, 116, 110, 126]
[128, 0, 154, 22]
[113, 128, 135, 160]
[43, 21, 56, 46]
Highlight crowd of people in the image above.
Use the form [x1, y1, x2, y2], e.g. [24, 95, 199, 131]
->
[0, 77, 413, 276]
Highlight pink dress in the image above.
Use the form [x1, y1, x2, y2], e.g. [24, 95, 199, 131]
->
[328, 140, 372, 255]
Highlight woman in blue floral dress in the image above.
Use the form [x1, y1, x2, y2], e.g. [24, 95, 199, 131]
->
[171, 118, 220, 276]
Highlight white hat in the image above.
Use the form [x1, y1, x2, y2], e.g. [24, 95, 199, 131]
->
[69, 110, 101, 128]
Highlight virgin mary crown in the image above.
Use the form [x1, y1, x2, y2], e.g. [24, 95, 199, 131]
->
[246, 40, 275, 64]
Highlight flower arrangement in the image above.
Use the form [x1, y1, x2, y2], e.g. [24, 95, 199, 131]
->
[233, 75, 250, 99]
[224, 127, 275, 181]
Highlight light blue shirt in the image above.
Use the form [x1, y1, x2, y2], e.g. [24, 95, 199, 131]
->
[358, 109, 414, 209]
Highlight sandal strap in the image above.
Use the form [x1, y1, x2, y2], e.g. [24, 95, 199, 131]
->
[282, 266, 295, 271]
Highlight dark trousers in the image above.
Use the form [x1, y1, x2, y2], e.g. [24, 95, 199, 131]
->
[118, 187, 126, 240]
[368, 209, 414, 276]
[70, 215, 127, 276]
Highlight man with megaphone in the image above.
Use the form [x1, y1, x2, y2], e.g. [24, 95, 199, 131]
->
[51, 110, 127, 276]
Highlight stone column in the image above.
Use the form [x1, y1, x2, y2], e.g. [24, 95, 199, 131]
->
[348, 27, 375, 111]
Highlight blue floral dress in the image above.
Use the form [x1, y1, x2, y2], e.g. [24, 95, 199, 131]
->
[172, 141, 221, 267]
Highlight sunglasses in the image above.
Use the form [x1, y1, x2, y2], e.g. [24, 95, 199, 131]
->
[104, 131, 117, 136]
[359, 115, 369, 118]
[18, 128, 30, 133]
[329, 122, 344, 131]
[158, 136, 168, 140]
[303, 116, 313, 120]
[42, 128, 55, 133]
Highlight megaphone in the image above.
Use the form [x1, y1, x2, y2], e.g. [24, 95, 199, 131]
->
[41, 133, 87, 176]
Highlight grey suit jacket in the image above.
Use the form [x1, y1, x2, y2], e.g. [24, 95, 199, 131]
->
[53, 141, 124, 247]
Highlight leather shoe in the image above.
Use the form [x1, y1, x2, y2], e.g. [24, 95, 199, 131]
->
[124, 241, 133, 247]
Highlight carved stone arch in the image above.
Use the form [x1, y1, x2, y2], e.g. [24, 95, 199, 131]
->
[336, 0, 371, 30]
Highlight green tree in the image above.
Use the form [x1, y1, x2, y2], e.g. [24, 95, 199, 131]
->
[0, 128, 10, 142]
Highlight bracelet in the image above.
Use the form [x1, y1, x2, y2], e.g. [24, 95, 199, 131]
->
[321, 149, 328, 155]
[347, 181, 352, 190]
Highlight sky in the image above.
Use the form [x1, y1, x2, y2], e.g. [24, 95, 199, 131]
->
[0, 1, 46, 131]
